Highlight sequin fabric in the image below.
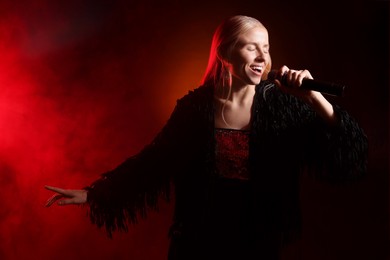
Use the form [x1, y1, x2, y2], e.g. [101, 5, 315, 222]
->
[215, 128, 250, 180]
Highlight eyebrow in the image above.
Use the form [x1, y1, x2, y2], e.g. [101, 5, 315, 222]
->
[246, 42, 269, 48]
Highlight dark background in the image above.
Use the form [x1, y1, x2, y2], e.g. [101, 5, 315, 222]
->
[0, 0, 388, 259]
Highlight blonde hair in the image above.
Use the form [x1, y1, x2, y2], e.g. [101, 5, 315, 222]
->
[201, 15, 272, 88]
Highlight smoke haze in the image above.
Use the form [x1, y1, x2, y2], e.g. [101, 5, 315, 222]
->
[0, 1, 387, 259]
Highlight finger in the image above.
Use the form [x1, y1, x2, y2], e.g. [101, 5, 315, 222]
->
[45, 194, 64, 207]
[301, 69, 313, 80]
[278, 65, 289, 81]
[280, 65, 289, 73]
[45, 185, 74, 197]
[292, 70, 302, 88]
[296, 69, 313, 88]
[281, 69, 291, 87]
[57, 198, 79, 206]
[296, 72, 305, 88]
[45, 185, 66, 194]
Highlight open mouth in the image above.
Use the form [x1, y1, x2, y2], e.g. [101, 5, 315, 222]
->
[250, 65, 263, 74]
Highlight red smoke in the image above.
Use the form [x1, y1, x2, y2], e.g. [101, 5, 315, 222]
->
[0, 2, 181, 259]
[0, 1, 387, 260]
[0, 1, 216, 259]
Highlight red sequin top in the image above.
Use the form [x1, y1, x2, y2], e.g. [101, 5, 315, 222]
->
[215, 128, 250, 180]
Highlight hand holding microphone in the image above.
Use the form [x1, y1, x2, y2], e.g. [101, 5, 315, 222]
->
[267, 67, 346, 97]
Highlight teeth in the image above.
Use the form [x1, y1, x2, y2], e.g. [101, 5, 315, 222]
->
[251, 66, 262, 72]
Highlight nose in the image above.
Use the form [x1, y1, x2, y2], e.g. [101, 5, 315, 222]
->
[255, 50, 265, 61]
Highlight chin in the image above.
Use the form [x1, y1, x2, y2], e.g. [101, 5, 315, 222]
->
[250, 78, 261, 85]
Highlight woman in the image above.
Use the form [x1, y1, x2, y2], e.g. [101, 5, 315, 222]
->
[45, 15, 367, 259]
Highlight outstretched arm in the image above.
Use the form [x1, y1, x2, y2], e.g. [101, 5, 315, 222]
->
[44, 89, 198, 237]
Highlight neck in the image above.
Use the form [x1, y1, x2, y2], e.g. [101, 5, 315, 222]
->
[216, 82, 256, 105]
[213, 82, 256, 130]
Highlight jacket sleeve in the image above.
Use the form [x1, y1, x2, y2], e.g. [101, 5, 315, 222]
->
[262, 84, 368, 183]
[302, 103, 368, 182]
[84, 94, 193, 237]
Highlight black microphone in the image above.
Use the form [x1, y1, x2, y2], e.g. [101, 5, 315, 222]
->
[267, 70, 346, 97]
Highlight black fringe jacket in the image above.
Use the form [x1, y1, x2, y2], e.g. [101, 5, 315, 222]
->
[85, 81, 368, 253]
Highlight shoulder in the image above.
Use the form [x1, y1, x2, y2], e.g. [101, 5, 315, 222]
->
[167, 84, 213, 125]
[176, 84, 213, 107]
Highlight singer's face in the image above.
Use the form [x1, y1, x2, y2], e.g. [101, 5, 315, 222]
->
[228, 26, 270, 86]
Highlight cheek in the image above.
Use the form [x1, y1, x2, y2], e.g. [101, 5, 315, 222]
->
[229, 52, 254, 74]
[231, 50, 252, 63]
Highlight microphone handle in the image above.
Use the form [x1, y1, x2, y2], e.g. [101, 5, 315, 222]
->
[301, 78, 346, 97]
[267, 71, 346, 97]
